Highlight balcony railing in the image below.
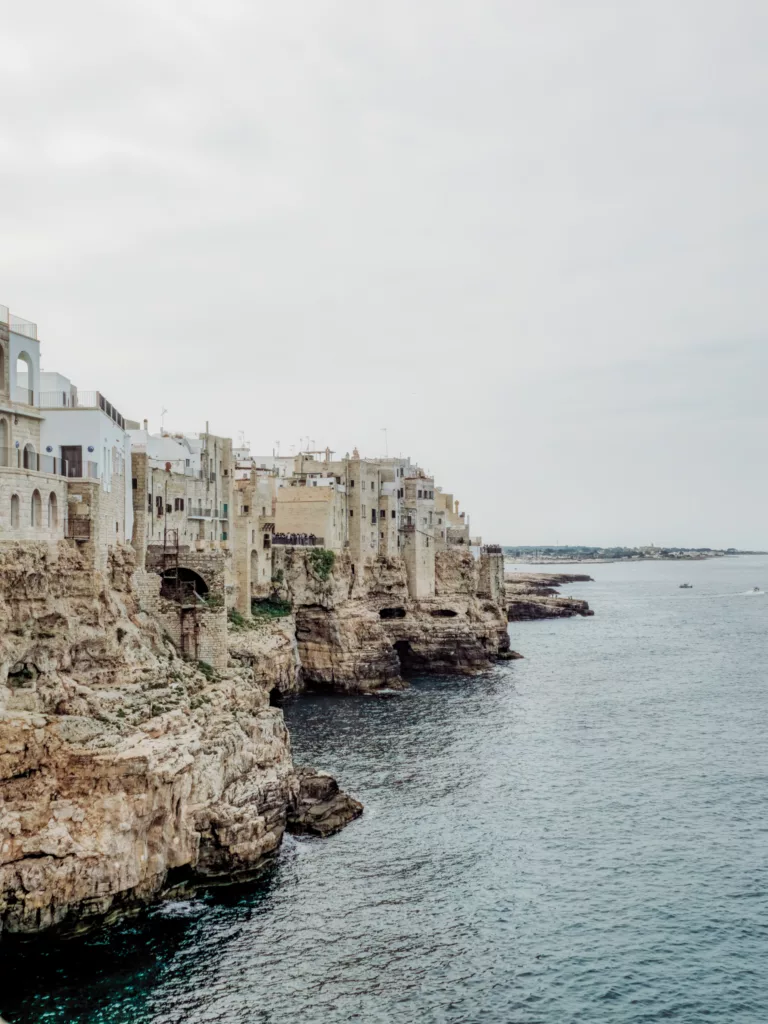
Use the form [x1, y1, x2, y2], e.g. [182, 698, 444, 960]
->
[188, 507, 214, 519]
[14, 387, 34, 406]
[9, 314, 38, 340]
[271, 533, 325, 547]
[0, 447, 69, 476]
[37, 390, 125, 430]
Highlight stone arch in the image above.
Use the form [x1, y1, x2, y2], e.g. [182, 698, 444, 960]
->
[23, 442, 36, 470]
[159, 566, 209, 603]
[31, 488, 42, 526]
[10, 493, 19, 528]
[15, 350, 35, 400]
[48, 491, 58, 528]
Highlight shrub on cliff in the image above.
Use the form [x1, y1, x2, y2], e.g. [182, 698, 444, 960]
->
[307, 548, 335, 581]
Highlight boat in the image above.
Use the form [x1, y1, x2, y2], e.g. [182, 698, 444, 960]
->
[679, 583, 693, 589]
[752, 587, 760, 593]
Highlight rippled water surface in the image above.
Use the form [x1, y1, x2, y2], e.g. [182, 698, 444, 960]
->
[3, 556, 768, 1023]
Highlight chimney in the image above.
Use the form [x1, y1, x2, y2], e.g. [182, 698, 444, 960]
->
[143, 419, 148, 431]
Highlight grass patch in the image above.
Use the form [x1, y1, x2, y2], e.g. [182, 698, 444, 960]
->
[197, 660, 216, 680]
[251, 597, 292, 620]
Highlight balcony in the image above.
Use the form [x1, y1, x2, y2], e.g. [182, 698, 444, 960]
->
[272, 533, 325, 547]
[188, 507, 214, 519]
[0, 447, 69, 477]
[14, 387, 34, 406]
[38, 390, 126, 430]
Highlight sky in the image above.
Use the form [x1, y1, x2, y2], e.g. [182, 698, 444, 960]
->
[2, 0, 767, 548]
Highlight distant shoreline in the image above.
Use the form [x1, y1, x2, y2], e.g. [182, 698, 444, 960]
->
[504, 553, 766, 565]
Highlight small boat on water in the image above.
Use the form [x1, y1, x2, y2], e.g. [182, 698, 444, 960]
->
[679, 583, 693, 589]
[752, 587, 760, 593]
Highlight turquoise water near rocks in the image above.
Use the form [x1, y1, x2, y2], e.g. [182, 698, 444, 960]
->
[2, 555, 767, 1023]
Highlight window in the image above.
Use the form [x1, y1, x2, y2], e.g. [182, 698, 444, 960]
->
[10, 494, 20, 528]
[349, 509, 354, 517]
[262, 507, 266, 516]
[132, 478, 138, 490]
[243, 505, 249, 513]
[350, 479, 355, 488]
[48, 492, 58, 528]
[148, 493, 152, 512]
[370, 481, 374, 491]
[426, 537, 429, 547]
[165, 503, 172, 514]
[31, 489, 42, 526]
[371, 509, 377, 523]
[418, 490, 422, 499]
[174, 497, 185, 512]
[156, 495, 163, 517]
[391, 510, 396, 519]
[380, 532, 384, 539]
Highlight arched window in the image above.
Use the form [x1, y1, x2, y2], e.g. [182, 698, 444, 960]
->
[48, 492, 58, 528]
[0, 417, 8, 465]
[31, 489, 42, 526]
[10, 493, 20, 528]
[23, 442, 36, 470]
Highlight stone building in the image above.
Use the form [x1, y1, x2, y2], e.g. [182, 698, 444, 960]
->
[0, 304, 129, 569]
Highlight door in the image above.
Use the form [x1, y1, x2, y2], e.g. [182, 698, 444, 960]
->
[61, 445, 82, 478]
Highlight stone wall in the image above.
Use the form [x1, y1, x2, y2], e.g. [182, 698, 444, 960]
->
[0, 468, 67, 544]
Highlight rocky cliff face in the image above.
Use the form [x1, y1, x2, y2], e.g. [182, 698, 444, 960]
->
[505, 572, 594, 620]
[272, 547, 510, 692]
[0, 543, 357, 939]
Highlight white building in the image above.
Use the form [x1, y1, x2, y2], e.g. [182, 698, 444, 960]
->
[33, 371, 134, 545]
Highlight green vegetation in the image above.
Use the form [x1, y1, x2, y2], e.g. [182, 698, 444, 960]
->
[251, 597, 293, 620]
[202, 593, 224, 609]
[228, 608, 248, 630]
[307, 548, 335, 581]
[197, 660, 216, 680]
[271, 569, 284, 585]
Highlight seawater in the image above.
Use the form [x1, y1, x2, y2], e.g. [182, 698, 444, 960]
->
[2, 556, 767, 1023]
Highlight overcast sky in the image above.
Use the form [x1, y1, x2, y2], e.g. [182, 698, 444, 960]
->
[2, 1, 767, 548]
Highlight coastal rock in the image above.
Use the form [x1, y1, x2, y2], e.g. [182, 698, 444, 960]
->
[272, 548, 510, 692]
[504, 572, 594, 621]
[287, 767, 363, 837]
[0, 543, 355, 938]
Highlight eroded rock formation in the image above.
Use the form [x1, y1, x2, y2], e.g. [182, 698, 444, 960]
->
[505, 572, 594, 620]
[0, 543, 358, 939]
[272, 547, 510, 692]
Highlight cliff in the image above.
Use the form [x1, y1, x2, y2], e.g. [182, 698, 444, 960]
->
[271, 547, 510, 692]
[505, 572, 594, 620]
[0, 543, 359, 939]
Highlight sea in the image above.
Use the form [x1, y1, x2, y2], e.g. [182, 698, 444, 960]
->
[2, 555, 767, 1024]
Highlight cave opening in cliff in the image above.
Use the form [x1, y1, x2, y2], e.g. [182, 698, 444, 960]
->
[379, 607, 406, 619]
[430, 609, 458, 618]
[393, 639, 424, 675]
[269, 687, 282, 707]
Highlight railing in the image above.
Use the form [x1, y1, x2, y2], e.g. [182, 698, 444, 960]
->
[14, 387, 34, 406]
[482, 544, 503, 554]
[65, 516, 91, 541]
[271, 533, 325, 546]
[188, 507, 214, 519]
[160, 579, 200, 604]
[0, 447, 69, 476]
[9, 313, 37, 340]
[37, 390, 125, 430]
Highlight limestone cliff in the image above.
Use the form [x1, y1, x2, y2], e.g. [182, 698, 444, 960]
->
[271, 547, 510, 692]
[0, 543, 357, 939]
[505, 572, 594, 620]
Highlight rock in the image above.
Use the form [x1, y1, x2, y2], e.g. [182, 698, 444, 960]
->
[287, 768, 363, 838]
[0, 542, 352, 939]
[504, 572, 594, 621]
